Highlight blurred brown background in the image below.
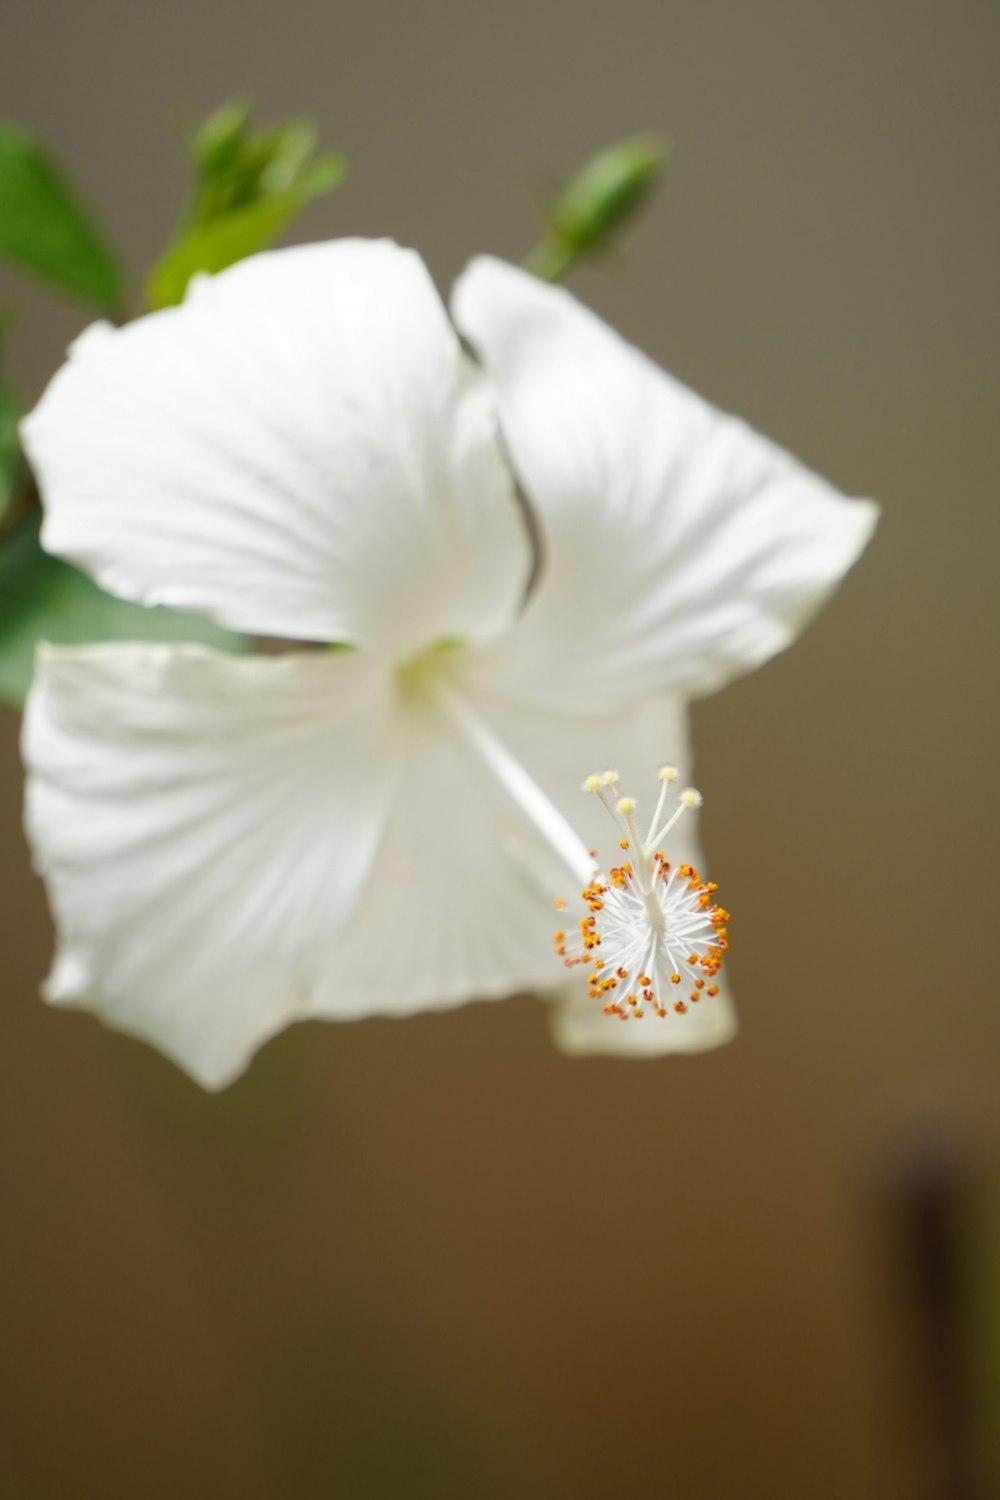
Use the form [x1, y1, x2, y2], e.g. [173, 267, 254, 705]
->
[1, 1, 999, 1496]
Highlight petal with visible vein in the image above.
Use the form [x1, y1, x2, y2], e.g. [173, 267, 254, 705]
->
[452, 256, 878, 711]
[23, 240, 532, 655]
[23, 642, 395, 1089]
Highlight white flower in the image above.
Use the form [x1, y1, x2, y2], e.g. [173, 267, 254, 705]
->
[20, 240, 878, 1089]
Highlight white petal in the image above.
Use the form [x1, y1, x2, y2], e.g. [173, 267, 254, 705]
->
[452, 257, 879, 710]
[312, 671, 698, 1023]
[309, 689, 559, 1019]
[23, 241, 531, 655]
[23, 642, 395, 1089]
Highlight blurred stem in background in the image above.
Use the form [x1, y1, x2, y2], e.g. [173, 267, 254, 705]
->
[886, 1135, 998, 1500]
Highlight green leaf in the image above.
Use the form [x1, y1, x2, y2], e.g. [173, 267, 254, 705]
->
[524, 133, 669, 282]
[147, 102, 345, 309]
[0, 511, 248, 709]
[0, 380, 20, 526]
[0, 120, 125, 309]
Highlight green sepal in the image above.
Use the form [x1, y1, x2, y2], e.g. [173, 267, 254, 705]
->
[525, 133, 669, 282]
[147, 102, 345, 309]
[147, 176, 340, 309]
[0, 120, 125, 309]
[0, 511, 249, 709]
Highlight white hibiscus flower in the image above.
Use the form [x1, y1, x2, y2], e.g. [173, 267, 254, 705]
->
[19, 240, 878, 1089]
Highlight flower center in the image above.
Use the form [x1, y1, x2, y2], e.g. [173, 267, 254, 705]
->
[554, 768, 730, 1021]
[395, 635, 467, 701]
